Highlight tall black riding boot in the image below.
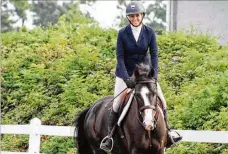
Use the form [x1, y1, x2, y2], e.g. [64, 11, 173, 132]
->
[163, 109, 171, 131]
[164, 109, 182, 148]
[100, 109, 118, 152]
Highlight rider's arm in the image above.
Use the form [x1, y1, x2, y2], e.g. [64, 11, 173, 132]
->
[149, 29, 158, 80]
[116, 31, 129, 79]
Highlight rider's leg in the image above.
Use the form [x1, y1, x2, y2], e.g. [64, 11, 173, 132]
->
[157, 83, 168, 127]
[157, 83, 182, 146]
[113, 77, 127, 113]
[156, 82, 167, 109]
[100, 77, 127, 152]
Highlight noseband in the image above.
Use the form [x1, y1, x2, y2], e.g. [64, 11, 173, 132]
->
[136, 80, 156, 84]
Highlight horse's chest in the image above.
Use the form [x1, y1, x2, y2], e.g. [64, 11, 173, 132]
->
[133, 138, 161, 153]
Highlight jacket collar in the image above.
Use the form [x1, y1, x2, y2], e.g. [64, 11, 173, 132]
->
[126, 24, 145, 44]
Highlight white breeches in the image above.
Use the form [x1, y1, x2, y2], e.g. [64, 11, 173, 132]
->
[113, 77, 128, 112]
[112, 77, 167, 112]
[157, 82, 167, 109]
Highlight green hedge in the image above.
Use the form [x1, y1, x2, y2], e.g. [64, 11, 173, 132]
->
[1, 7, 228, 154]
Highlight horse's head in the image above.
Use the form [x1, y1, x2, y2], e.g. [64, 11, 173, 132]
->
[133, 60, 157, 131]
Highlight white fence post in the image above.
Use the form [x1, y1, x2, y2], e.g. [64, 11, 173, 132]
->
[28, 118, 41, 154]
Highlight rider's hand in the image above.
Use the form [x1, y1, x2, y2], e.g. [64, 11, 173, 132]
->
[123, 78, 135, 89]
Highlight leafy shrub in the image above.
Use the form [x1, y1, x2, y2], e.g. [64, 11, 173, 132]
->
[1, 7, 227, 154]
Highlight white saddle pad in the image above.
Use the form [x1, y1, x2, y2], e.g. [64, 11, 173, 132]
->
[117, 90, 135, 126]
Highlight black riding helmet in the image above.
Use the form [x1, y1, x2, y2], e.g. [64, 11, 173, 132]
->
[126, 1, 145, 27]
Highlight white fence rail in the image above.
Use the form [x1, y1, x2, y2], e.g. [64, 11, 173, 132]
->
[1, 118, 75, 154]
[1, 118, 228, 154]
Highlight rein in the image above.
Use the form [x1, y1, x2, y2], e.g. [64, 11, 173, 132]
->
[105, 87, 128, 108]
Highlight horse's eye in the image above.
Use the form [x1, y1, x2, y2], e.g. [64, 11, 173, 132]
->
[140, 111, 145, 116]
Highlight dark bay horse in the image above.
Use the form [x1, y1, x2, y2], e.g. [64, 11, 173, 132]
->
[74, 62, 167, 154]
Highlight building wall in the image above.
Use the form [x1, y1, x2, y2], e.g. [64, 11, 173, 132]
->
[173, 1, 228, 45]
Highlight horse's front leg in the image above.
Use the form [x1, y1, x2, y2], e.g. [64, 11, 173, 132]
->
[93, 149, 107, 154]
[158, 148, 166, 154]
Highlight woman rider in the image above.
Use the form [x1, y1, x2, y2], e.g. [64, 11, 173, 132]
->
[100, 1, 182, 152]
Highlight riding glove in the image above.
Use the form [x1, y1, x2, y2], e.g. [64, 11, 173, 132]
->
[123, 78, 135, 89]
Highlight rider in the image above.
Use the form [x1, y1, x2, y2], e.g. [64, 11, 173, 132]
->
[100, 1, 182, 152]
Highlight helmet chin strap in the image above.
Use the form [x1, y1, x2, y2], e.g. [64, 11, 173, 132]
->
[127, 14, 145, 27]
[129, 20, 143, 27]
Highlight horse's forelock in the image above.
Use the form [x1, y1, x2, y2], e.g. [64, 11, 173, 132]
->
[143, 55, 151, 66]
[135, 62, 151, 78]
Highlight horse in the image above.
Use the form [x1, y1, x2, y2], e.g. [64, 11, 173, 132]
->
[74, 60, 167, 154]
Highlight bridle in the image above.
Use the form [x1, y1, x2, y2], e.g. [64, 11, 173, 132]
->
[136, 79, 158, 114]
[135, 79, 159, 148]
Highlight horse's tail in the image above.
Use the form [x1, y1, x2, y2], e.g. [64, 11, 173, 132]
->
[74, 106, 93, 154]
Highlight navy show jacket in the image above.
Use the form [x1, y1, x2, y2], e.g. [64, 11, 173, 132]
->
[115, 24, 158, 80]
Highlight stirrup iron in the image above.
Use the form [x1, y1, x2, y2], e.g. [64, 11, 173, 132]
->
[100, 125, 116, 152]
[168, 130, 182, 145]
[100, 136, 114, 152]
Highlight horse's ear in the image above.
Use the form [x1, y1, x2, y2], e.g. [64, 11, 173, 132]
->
[148, 67, 155, 78]
[135, 64, 141, 71]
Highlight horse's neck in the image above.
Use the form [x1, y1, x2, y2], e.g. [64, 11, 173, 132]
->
[157, 105, 164, 119]
[126, 97, 145, 130]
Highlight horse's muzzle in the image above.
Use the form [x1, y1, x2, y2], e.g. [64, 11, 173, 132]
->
[143, 121, 155, 131]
